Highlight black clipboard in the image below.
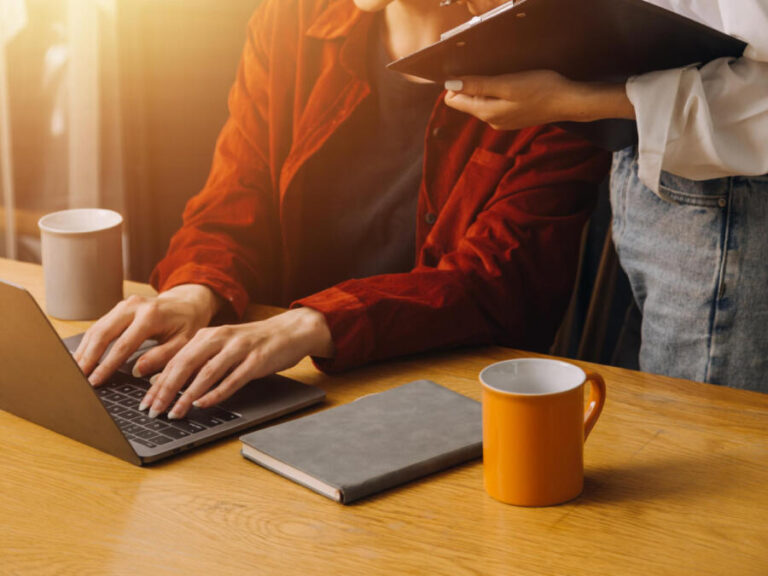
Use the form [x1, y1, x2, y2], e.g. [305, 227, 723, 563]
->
[388, 0, 746, 150]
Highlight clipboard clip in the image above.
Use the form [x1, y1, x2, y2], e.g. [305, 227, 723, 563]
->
[439, 1, 518, 39]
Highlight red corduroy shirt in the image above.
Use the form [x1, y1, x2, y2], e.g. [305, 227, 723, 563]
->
[150, 0, 611, 372]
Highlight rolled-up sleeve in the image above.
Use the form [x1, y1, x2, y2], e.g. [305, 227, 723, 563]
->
[627, 0, 768, 192]
[628, 57, 768, 192]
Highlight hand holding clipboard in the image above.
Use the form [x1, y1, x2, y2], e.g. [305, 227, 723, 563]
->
[388, 0, 745, 147]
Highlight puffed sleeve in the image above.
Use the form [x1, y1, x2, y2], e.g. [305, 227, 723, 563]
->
[627, 0, 768, 192]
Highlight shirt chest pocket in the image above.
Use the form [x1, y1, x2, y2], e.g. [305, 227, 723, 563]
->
[421, 148, 514, 262]
[437, 148, 513, 220]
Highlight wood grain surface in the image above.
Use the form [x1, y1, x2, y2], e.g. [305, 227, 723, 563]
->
[1, 258, 767, 575]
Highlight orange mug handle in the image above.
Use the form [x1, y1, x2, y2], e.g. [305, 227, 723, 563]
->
[583, 372, 606, 440]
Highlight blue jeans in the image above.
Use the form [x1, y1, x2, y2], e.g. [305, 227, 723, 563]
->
[611, 146, 768, 392]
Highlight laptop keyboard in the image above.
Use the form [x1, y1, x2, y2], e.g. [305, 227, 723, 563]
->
[96, 373, 241, 449]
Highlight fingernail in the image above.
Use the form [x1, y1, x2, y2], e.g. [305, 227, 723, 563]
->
[167, 408, 181, 420]
[444, 79, 463, 91]
[132, 364, 143, 378]
[192, 400, 202, 408]
[149, 374, 160, 386]
[148, 406, 160, 419]
[138, 398, 150, 411]
[88, 374, 101, 387]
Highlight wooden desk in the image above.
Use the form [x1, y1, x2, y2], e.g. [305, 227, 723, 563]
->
[1, 258, 767, 575]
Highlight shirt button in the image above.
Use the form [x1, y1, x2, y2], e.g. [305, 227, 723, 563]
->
[718, 198, 727, 208]
[425, 212, 437, 225]
[431, 125, 446, 139]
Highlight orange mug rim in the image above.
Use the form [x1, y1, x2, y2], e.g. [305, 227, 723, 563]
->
[479, 358, 587, 398]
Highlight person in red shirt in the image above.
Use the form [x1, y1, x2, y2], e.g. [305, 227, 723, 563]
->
[74, 0, 610, 419]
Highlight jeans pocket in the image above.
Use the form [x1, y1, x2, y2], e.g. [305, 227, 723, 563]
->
[657, 172, 730, 208]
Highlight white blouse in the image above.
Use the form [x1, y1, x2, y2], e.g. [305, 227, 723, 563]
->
[626, 0, 768, 192]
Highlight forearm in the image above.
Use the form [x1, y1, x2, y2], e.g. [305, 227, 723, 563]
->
[568, 81, 635, 122]
[272, 307, 335, 359]
[159, 284, 226, 326]
[444, 70, 636, 131]
[296, 239, 585, 374]
[295, 270, 495, 373]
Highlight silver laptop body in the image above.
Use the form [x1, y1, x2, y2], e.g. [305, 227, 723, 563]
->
[0, 279, 325, 465]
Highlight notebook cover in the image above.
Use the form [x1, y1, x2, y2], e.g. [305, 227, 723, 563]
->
[240, 380, 482, 504]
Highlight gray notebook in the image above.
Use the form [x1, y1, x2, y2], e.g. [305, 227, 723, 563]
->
[240, 380, 482, 504]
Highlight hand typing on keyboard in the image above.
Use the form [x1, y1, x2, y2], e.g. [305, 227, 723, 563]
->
[139, 307, 332, 419]
[74, 283, 333, 420]
[74, 284, 223, 387]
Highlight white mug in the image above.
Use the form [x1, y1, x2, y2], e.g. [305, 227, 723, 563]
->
[38, 208, 124, 320]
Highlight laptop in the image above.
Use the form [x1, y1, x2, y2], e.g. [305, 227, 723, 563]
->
[0, 279, 326, 465]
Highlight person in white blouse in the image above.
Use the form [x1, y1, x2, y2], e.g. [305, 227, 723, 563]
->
[445, 0, 768, 391]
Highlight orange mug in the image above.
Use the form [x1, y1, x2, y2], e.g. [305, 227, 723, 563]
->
[480, 358, 606, 506]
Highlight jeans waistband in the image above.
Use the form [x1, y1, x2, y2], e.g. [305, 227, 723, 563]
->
[736, 174, 768, 183]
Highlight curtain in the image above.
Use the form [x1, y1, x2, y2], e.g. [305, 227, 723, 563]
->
[0, 0, 124, 263]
